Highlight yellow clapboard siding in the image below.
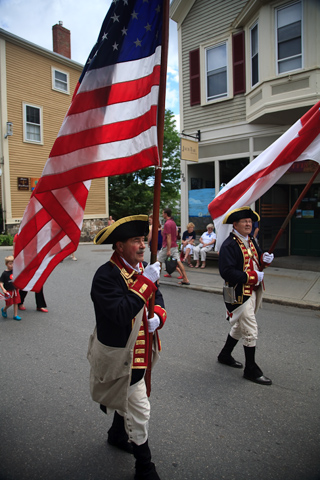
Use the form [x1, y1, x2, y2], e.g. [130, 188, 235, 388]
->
[4, 41, 107, 219]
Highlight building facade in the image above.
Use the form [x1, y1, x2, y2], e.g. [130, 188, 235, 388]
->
[170, 0, 320, 256]
[0, 25, 109, 240]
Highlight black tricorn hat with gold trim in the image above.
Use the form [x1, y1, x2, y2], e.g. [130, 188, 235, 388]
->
[223, 207, 260, 224]
[94, 215, 149, 245]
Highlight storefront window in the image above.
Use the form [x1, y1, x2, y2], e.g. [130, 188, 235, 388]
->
[293, 184, 320, 219]
[219, 158, 249, 187]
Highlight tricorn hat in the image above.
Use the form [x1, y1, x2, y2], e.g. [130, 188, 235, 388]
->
[94, 215, 149, 245]
[222, 207, 260, 224]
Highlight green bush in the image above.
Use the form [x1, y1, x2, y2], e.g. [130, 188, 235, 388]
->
[0, 235, 14, 246]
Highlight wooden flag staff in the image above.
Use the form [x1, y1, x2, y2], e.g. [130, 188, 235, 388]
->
[145, 0, 170, 397]
[267, 163, 320, 255]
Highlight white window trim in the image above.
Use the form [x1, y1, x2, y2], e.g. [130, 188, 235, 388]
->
[275, 0, 303, 76]
[250, 21, 259, 88]
[22, 102, 43, 145]
[200, 35, 233, 105]
[51, 67, 70, 94]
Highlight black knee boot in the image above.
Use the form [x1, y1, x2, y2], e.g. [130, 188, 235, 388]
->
[218, 334, 243, 368]
[243, 346, 272, 385]
[107, 411, 133, 454]
[132, 440, 160, 480]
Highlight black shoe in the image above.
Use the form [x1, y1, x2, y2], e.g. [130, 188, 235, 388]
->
[107, 434, 133, 454]
[134, 462, 160, 480]
[133, 440, 160, 480]
[243, 373, 272, 385]
[218, 355, 243, 369]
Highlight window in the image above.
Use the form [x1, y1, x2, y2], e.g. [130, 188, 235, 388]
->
[206, 43, 227, 101]
[23, 103, 42, 143]
[220, 158, 249, 186]
[250, 23, 259, 86]
[52, 67, 69, 93]
[276, 1, 302, 74]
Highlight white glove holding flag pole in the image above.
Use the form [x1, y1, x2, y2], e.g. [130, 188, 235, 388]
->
[256, 271, 264, 285]
[262, 252, 274, 264]
[143, 261, 161, 283]
[147, 313, 160, 333]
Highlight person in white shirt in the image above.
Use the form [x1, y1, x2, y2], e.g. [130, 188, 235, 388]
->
[193, 223, 216, 269]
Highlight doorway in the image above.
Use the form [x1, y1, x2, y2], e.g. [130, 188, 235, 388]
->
[290, 183, 320, 256]
[259, 185, 289, 256]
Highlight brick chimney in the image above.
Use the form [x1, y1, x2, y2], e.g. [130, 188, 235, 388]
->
[52, 21, 71, 59]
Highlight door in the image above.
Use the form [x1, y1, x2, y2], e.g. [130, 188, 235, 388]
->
[290, 184, 320, 256]
[259, 185, 289, 256]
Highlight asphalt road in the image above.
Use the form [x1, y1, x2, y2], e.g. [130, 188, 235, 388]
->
[0, 244, 319, 480]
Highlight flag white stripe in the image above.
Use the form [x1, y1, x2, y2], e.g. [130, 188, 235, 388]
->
[53, 187, 87, 229]
[19, 197, 43, 230]
[295, 133, 320, 163]
[78, 46, 161, 94]
[214, 120, 301, 197]
[58, 85, 159, 137]
[23, 236, 71, 291]
[43, 126, 158, 176]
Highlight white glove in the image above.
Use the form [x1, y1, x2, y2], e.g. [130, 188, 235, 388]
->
[262, 252, 274, 264]
[256, 271, 264, 284]
[147, 314, 160, 333]
[143, 261, 161, 283]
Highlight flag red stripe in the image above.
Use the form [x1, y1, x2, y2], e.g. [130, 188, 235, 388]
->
[50, 105, 158, 157]
[300, 101, 320, 126]
[13, 0, 164, 291]
[67, 65, 161, 115]
[209, 104, 320, 219]
[13, 209, 52, 257]
[35, 190, 89, 238]
[35, 146, 159, 193]
[14, 232, 75, 291]
[68, 182, 89, 210]
[31, 245, 74, 292]
[14, 185, 89, 257]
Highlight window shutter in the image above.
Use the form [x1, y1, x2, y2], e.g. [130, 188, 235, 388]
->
[232, 31, 245, 95]
[189, 48, 200, 106]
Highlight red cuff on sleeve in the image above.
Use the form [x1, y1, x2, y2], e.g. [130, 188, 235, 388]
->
[154, 305, 167, 329]
[129, 275, 157, 302]
[246, 271, 258, 285]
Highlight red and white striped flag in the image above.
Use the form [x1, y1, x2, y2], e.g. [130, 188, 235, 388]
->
[13, 0, 164, 291]
[208, 101, 320, 250]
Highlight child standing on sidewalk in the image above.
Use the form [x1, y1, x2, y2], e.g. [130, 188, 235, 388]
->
[0, 255, 22, 321]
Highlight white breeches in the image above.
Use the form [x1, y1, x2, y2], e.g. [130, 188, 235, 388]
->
[228, 290, 263, 347]
[117, 378, 150, 446]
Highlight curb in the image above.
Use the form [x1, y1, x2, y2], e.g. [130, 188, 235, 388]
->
[159, 280, 320, 311]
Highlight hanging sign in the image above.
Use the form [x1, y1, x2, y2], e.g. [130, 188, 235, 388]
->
[181, 138, 199, 162]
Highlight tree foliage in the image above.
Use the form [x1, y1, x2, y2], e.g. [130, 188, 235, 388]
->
[108, 109, 181, 219]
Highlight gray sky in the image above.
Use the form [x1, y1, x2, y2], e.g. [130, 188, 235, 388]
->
[0, 0, 180, 129]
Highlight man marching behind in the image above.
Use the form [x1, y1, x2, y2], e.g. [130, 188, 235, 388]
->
[89, 215, 166, 480]
[217, 207, 274, 386]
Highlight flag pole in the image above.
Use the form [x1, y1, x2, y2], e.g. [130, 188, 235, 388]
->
[145, 0, 170, 397]
[266, 163, 320, 255]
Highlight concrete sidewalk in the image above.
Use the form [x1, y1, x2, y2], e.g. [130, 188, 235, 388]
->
[157, 253, 320, 310]
[2, 243, 319, 310]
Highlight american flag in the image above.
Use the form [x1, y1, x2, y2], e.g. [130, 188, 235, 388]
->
[208, 101, 320, 250]
[13, 0, 164, 291]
